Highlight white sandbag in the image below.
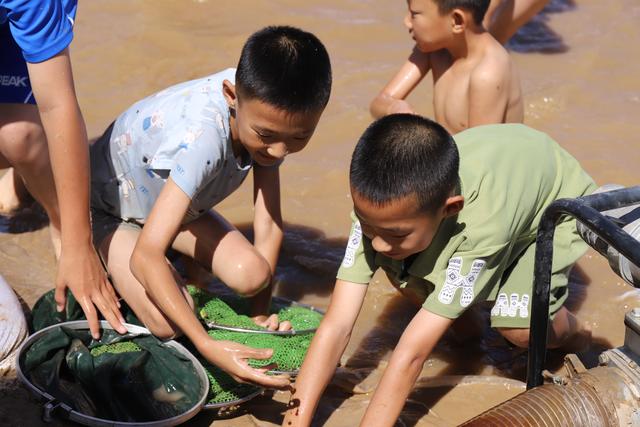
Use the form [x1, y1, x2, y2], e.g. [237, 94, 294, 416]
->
[0, 275, 28, 375]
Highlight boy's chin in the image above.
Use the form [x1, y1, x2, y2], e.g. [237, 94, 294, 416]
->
[252, 152, 280, 167]
[386, 246, 427, 260]
[414, 41, 438, 53]
[386, 251, 415, 260]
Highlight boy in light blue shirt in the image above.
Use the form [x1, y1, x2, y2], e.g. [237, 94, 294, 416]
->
[90, 26, 332, 388]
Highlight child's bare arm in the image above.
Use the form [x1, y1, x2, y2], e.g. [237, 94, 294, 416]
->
[370, 46, 431, 118]
[27, 49, 126, 339]
[282, 280, 368, 427]
[486, 0, 550, 44]
[130, 178, 290, 389]
[467, 60, 511, 127]
[248, 164, 284, 325]
[358, 309, 453, 427]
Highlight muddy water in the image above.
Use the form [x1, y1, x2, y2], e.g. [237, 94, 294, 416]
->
[2, 0, 640, 425]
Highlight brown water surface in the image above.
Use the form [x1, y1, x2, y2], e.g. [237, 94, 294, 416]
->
[1, 0, 640, 425]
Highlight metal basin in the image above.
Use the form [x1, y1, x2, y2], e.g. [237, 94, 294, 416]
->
[16, 320, 209, 427]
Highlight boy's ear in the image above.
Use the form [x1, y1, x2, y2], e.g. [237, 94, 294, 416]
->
[222, 79, 237, 108]
[450, 9, 467, 34]
[443, 194, 464, 218]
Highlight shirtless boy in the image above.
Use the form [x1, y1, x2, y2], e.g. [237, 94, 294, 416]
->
[370, 0, 523, 134]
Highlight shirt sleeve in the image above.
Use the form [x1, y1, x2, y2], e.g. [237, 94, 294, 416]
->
[336, 213, 377, 284]
[4, 0, 77, 63]
[422, 243, 510, 319]
[168, 124, 225, 200]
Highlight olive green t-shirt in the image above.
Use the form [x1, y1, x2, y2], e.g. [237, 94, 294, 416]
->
[337, 124, 597, 320]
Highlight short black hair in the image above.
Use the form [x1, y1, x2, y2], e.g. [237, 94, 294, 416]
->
[350, 114, 459, 214]
[434, 0, 490, 25]
[236, 26, 332, 113]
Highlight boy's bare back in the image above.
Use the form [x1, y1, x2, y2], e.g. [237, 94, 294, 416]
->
[430, 32, 523, 133]
[371, 0, 523, 134]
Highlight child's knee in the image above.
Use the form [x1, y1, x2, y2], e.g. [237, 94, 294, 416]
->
[0, 120, 46, 164]
[229, 253, 271, 297]
[497, 327, 530, 348]
[143, 311, 179, 340]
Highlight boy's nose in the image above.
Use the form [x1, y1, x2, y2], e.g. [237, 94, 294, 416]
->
[371, 236, 392, 253]
[403, 14, 412, 31]
[266, 142, 289, 159]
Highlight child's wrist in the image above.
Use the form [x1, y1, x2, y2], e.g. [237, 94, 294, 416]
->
[193, 332, 216, 352]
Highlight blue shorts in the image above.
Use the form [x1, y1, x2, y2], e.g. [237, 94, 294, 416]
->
[0, 24, 36, 105]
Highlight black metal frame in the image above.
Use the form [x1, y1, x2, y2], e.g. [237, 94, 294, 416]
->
[527, 186, 640, 389]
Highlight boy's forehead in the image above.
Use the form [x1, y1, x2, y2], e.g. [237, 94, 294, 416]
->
[241, 98, 322, 132]
[407, 0, 431, 7]
[353, 192, 422, 222]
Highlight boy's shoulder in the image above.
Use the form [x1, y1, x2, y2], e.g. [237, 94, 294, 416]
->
[455, 123, 549, 154]
[117, 68, 236, 130]
[2, 0, 78, 63]
[142, 68, 235, 105]
[468, 35, 513, 84]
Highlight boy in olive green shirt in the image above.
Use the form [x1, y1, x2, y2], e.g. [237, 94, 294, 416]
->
[283, 116, 596, 427]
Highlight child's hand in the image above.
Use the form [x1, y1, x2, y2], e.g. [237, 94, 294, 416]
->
[197, 339, 291, 389]
[55, 244, 127, 339]
[252, 313, 292, 331]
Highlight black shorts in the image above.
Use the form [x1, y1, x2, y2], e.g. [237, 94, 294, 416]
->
[0, 23, 36, 105]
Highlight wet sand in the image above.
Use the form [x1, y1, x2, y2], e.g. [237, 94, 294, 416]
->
[2, 0, 640, 425]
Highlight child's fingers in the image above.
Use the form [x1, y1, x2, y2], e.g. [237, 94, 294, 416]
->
[265, 314, 279, 330]
[78, 300, 101, 340]
[100, 279, 125, 324]
[246, 369, 290, 389]
[255, 362, 279, 372]
[104, 279, 121, 310]
[54, 282, 67, 313]
[278, 320, 292, 332]
[240, 346, 274, 360]
[94, 291, 127, 335]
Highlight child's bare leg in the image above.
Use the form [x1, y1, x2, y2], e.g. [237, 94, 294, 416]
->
[0, 168, 30, 214]
[171, 210, 271, 297]
[99, 225, 193, 339]
[0, 104, 61, 256]
[496, 307, 591, 350]
[547, 306, 592, 351]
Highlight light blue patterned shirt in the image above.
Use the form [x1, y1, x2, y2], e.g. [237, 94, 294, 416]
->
[103, 68, 252, 223]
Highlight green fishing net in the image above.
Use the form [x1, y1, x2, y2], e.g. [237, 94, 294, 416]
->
[175, 338, 261, 406]
[189, 287, 320, 371]
[200, 360, 259, 405]
[22, 327, 205, 422]
[90, 341, 142, 357]
[208, 329, 313, 372]
[186, 286, 323, 404]
[29, 286, 323, 409]
[189, 286, 323, 331]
